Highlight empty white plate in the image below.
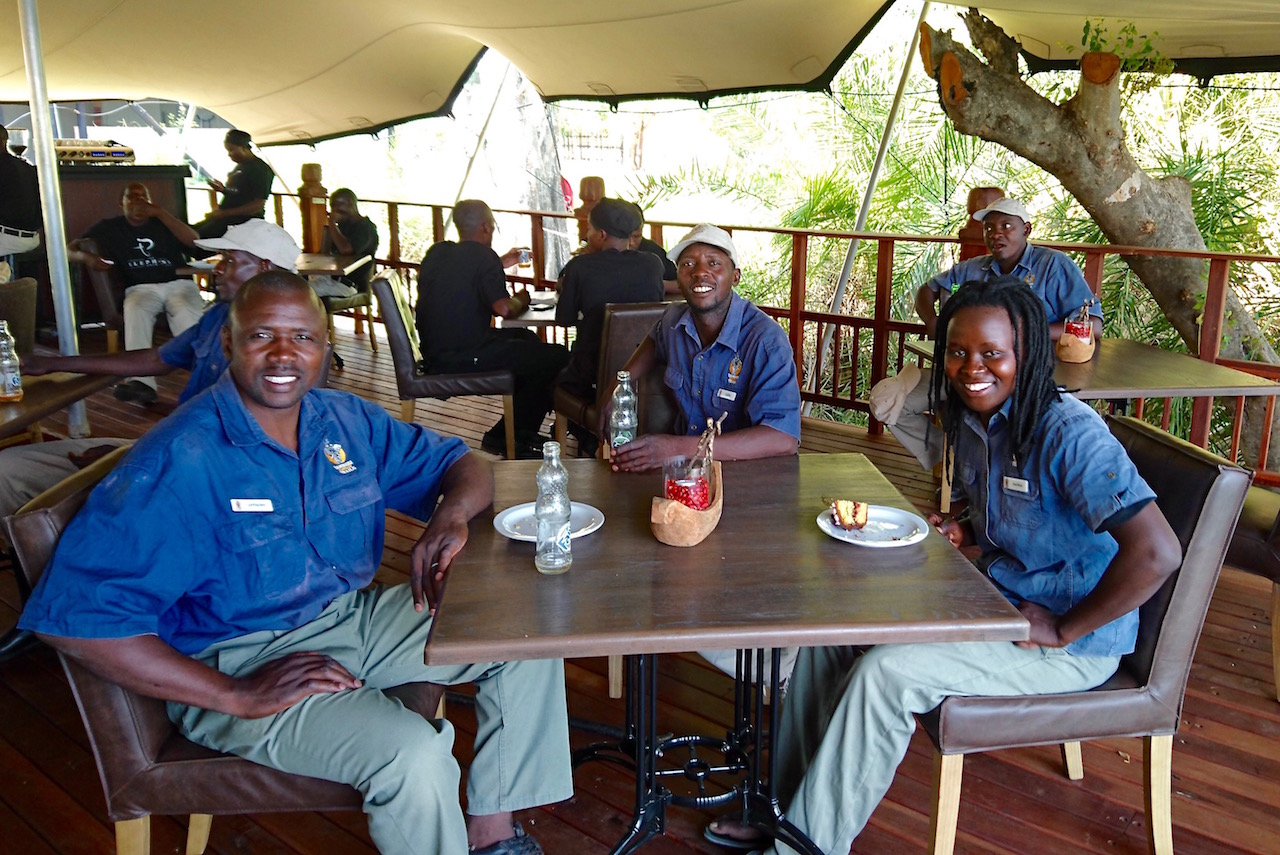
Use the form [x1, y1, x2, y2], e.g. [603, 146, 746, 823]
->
[493, 501, 604, 542]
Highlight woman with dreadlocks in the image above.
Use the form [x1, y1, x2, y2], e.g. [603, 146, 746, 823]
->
[745, 277, 1180, 855]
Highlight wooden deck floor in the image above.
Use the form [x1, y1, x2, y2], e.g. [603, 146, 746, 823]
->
[1, 319, 1277, 854]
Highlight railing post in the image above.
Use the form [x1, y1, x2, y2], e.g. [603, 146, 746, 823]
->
[651, 223, 664, 247]
[531, 213, 545, 290]
[867, 238, 895, 434]
[1083, 250, 1104, 298]
[432, 206, 445, 244]
[1190, 258, 1230, 446]
[387, 202, 401, 264]
[273, 194, 284, 227]
[789, 233, 807, 378]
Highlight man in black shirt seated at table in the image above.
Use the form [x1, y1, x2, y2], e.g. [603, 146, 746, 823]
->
[554, 198, 665, 455]
[69, 182, 206, 404]
[628, 203, 679, 296]
[416, 200, 569, 459]
[308, 188, 378, 298]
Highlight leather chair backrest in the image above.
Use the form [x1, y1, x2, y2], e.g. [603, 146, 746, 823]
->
[370, 271, 421, 396]
[596, 302, 680, 436]
[0, 276, 37, 355]
[1106, 416, 1251, 707]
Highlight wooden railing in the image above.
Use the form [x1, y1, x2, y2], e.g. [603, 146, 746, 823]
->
[198, 188, 1280, 478]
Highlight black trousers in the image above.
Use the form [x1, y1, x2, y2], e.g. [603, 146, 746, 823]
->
[431, 328, 570, 439]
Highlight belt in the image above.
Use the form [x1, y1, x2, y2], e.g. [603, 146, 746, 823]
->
[0, 224, 39, 238]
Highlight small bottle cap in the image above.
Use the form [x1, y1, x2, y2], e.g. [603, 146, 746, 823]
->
[616, 370, 630, 382]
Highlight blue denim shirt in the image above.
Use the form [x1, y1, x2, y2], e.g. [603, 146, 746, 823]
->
[650, 292, 801, 441]
[953, 395, 1156, 656]
[158, 300, 229, 403]
[20, 371, 468, 655]
[926, 244, 1101, 324]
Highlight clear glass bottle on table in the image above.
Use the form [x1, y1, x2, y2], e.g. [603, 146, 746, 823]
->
[535, 441, 572, 575]
[0, 320, 23, 402]
[609, 370, 637, 448]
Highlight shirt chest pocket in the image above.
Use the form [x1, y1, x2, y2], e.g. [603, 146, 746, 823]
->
[997, 475, 1045, 530]
[320, 477, 383, 563]
[214, 515, 304, 601]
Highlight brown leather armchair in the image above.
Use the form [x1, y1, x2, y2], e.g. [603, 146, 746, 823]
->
[552, 301, 677, 453]
[919, 415, 1251, 855]
[2, 442, 444, 855]
[371, 270, 516, 458]
[1224, 484, 1280, 699]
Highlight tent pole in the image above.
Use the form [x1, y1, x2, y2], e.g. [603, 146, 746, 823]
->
[19, 0, 89, 437]
[801, 0, 930, 415]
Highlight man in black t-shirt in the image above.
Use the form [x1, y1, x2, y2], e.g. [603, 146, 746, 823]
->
[0, 126, 41, 262]
[555, 198, 664, 452]
[627, 203, 679, 296]
[193, 129, 275, 239]
[70, 182, 205, 403]
[309, 188, 379, 298]
[416, 200, 569, 459]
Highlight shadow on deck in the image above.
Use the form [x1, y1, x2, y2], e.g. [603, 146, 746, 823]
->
[0, 319, 1276, 854]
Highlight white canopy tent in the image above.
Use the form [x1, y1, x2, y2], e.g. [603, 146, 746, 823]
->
[3, 1, 1278, 147]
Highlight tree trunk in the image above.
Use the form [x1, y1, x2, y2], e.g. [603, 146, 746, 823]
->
[920, 10, 1280, 466]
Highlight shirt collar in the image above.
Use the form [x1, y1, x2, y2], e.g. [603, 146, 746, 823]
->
[675, 291, 748, 351]
[986, 242, 1037, 278]
[210, 369, 325, 458]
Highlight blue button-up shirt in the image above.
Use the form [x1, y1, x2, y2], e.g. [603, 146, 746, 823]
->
[651, 292, 801, 441]
[20, 371, 468, 655]
[953, 394, 1155, 656]
[158, 301, 229, 403]
[926, 244, 1101, 323]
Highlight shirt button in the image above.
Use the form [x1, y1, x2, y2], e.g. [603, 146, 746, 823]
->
[1106, 471, 1116, 479]
[695, 389, 701, 395]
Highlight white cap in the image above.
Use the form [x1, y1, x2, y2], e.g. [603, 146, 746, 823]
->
[194, 220, 299, 272]
[972, 197, 1031, 224]
[668, 223, 739, 268]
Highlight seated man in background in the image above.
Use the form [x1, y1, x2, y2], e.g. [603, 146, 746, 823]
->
[605, 223, 800, 472]
[554, 198, 665, 456]
[19, 272, 573, 855]
[875, 196, 1102, 469]
[70, 182, 206, 404]
[308, 187, 379, 298]
[416, 200, 569, 459]
[627, 203, 679, 295]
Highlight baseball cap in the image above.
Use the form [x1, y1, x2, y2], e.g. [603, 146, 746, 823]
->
[972, 197, 1031, 224]
[589, 198, 642, 238]
[194, 219, 299, 272]
[668, 224, 739, 268]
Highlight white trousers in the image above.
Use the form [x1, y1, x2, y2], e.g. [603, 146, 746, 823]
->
[122, 279, 205, 388]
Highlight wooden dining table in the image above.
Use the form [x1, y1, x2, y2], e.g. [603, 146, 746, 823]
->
[425, 453, 1027, 854]
[0, 371, 118, 443]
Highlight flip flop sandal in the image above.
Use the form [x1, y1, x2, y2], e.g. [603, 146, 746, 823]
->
[703, 815, 768, 850]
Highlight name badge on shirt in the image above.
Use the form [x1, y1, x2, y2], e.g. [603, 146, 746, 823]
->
[230, 498, 274, 513]
[716, 388, 737, 402]
[1002, 476, 1029, 494]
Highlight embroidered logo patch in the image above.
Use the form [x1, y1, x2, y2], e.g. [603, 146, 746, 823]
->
[324, 439, 357, 474]
[727, 354, 743, 385]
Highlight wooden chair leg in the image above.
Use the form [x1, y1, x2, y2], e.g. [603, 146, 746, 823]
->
[435, 694, 447, 719]
[368, 314, 378, 353]
[502, 395, 517, 459]
[400, 399, 416, 422]
[608, 654, 623, 699]
[1144, 734, 1174, 855]
[107, 329, 120, 354]
[354, 306, 366, 336]
[115, 816, 150, 855]
[1061, 741, 1084, 780]
[1270, 581, 1279, 701]
[929, 752, 964, 855]
[554, 413, 568, 447]
[185, 814, 213, 855]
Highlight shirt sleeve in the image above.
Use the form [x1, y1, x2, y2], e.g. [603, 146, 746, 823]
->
[742, 327, 802, 442]
[924, 256, 982, 295]
[345, 218, 378, 257]
[476, 249, 510, 310]
[1042, 251, 1101, 322]
[1046, 408, 1155, 533]
[19, 461, 197, 641]
[556, 259, 581, 327]
[361, 398, 469, 519]
[158, 312, 207, 369]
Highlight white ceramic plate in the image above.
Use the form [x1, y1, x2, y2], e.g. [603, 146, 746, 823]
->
[493, 501, 604, 542]
[528, 294, 557, 308]
[816, 505, 929, 548]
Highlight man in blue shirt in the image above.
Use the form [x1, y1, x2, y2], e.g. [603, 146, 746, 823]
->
[20, 273, 571, 855]
[878, 197, 1103, 468]
[0, 220, 299, 520]
[606, 224, 801, 472]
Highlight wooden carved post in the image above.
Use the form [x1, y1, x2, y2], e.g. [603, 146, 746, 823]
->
[298, 163, 328, 253]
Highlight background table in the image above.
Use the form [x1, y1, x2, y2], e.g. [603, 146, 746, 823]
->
[295, 253, 371, 278]
[427, 454, 1026, 853]
[0, 372, 117, 444]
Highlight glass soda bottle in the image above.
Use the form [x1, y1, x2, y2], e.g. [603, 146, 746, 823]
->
[609, 370, 637, 447]
[534, 441, 572, 575]
[0, 320, 23, 402]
